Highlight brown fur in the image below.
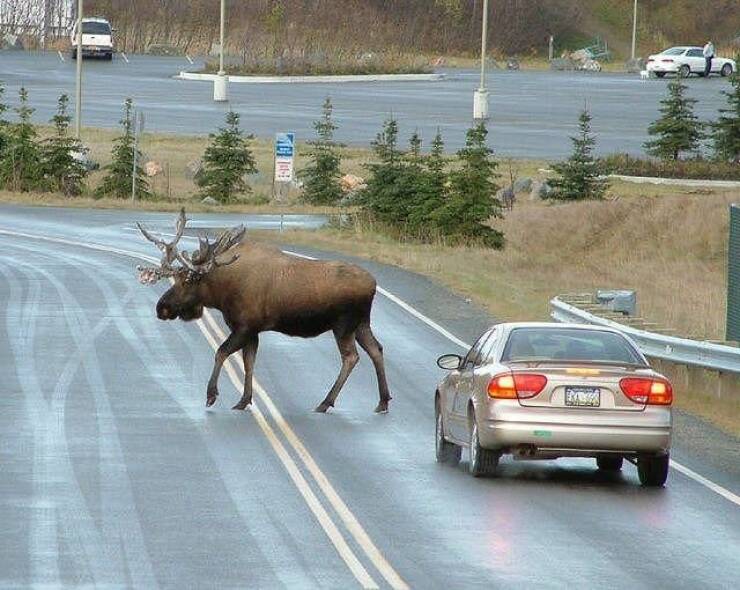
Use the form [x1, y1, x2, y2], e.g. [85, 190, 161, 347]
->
[156, 240, 392, 413]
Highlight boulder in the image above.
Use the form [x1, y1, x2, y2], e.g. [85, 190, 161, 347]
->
[530, 180, 553, 200]
[512, 177, 532, 193]
[71, 148, 99, 171]
[340, 174, 366, 193]
[201, 196, 219, 206]
[144, 160, 163, 177]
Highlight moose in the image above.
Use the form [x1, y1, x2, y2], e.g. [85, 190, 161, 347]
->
[137, 209, 392, 413]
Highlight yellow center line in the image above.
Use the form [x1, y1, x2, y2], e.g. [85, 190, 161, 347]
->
[202, 311, 411, 590]
[196, 314, 379, 590]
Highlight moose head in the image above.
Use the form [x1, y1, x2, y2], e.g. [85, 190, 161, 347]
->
[137, 209, 245, 322]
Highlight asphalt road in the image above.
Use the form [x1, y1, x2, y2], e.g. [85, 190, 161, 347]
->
[0, 50, 733, 157]
[1, 205, 739, 589]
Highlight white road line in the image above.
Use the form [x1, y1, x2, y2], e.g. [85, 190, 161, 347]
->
[196, 314, 379, 589]
[201, 312, 410, 590]
[1, 227, 737, 509]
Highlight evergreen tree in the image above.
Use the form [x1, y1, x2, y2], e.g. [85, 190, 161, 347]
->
[550, 107, 608, 200]
[712, 64, 740, 162]
[301, 97, 343, 205]
[407, 130, 448, 236]
[358, 117, 411, 224]
[0, 82, 8, 164]
[43, 94, 87, 196]
[433, 122, 503, 248]
[197, 110, 257, 203]
[0, 87, 44, 192]
[644, 79, 703, 161]
[97, 98, 150, 199]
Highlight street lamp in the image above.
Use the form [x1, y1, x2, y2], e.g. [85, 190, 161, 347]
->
[75, 0, 83, 138]
[631, 0, 638, 61]
[213, 0, 228, 102]
[473, 0, 489, 120]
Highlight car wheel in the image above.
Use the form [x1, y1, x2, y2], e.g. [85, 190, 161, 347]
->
[721, 63, 733, 77]
[678, 64, 691, 78]
[637, 453, 669, 487]
[435, 399, 461, 465]
[655, 72, 666, 78]
[468, 411, 499, 477]
[596, 456, 623, 472]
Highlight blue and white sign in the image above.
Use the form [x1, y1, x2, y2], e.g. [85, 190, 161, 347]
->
[274, 132, 296, 182]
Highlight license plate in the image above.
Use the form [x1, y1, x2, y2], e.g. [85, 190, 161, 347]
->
[565, 386, 600, 407]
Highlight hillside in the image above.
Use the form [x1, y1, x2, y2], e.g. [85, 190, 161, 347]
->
[84, 0, 739, 59]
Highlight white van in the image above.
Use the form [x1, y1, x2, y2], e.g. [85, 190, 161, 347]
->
[70, 17, 114, 60]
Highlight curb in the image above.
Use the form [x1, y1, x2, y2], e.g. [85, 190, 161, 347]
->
[175, 71, 445, 84]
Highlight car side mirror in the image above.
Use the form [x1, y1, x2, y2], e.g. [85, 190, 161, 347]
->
[437, 354, 462, 370]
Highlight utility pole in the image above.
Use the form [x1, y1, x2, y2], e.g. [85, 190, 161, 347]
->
[631, 0, 638, 61]
[75, 0, 83, 138]
[473, 0, 489, 120]
[213, 0, 228, 102]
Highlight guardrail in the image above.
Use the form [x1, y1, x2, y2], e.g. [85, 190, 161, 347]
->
[550, 295, 740, 374]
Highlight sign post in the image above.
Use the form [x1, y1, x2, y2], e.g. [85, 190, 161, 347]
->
[273, 132, 295, 203]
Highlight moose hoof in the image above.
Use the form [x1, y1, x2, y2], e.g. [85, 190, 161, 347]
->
[314, 401, 332, 413]
[232, 400, 251, 411]
[374, 400, 390, 414]
[206, 395, 218, 407]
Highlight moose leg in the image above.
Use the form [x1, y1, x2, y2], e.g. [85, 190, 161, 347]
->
[315, 329, 359, 413]
[233, 332, 259, 410]
[206, 330, 248, 407]
[356, 323, 392, 413]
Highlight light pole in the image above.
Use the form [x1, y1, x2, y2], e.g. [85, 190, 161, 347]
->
[631, 0, 638, 61]
[213, 0, 228, 102]
[75, 0, 83, 138]
[473, 0, 489, 120]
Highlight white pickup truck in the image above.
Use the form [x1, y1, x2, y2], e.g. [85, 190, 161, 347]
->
[70, 17, 114, 60]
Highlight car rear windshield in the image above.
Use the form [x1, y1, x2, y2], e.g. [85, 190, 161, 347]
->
[661, 47, 686, 55]
[502, 327, 646, 365]
[82, 22, 111, 34]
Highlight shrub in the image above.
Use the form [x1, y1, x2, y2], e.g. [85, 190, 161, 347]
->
[550, 107, 608, 200]
[197, 111, 257, 203]
[712, 61, 740, 162]
[43, 94, 87, 196]
[600, 153, 740, 181]
[0, 87, 44, 192]
[301, 97, 343, 205]
[97, 98, 150, 199]
[644, 79, 704, 161]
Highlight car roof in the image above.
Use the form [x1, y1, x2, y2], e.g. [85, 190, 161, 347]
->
[491, 322, 626, 335]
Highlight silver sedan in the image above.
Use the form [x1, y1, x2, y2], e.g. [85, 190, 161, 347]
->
[435, 323, 673, 486]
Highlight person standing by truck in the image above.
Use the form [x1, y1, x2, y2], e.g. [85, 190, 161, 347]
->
[703, 40, 715, 77]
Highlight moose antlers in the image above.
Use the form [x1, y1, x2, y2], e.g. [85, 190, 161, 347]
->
[136, 208, 245, 285]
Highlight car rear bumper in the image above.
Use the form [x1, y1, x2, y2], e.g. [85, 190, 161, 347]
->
[479, 401, 671, 454]
[646, 62, 678, 73]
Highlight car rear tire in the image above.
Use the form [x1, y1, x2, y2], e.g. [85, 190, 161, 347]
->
[655, 72, 666, 78]
[637, 453, 669, 487]
[435, 399, 461, 465]
[721, 63, 733, 77]
[596, 456, 623, 472]
[469, 412, 499, 477]
[678, 64, 691, 78]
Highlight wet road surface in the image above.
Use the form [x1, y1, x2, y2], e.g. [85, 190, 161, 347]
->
[0, 205, 739, 589]
[0, 51, 732, 157]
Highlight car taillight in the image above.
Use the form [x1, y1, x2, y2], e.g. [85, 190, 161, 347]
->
[488, 373, 547, 399]
[661, 58, 674, 63]
[619, 378, 673, 405]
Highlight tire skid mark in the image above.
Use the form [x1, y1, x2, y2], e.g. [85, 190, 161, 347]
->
[17, 239, 325, 588]
[1, 243, 157, 588]
[0, 260, 62, 587]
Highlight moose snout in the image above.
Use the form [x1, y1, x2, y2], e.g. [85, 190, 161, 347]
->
[156, 301, 176, 320]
